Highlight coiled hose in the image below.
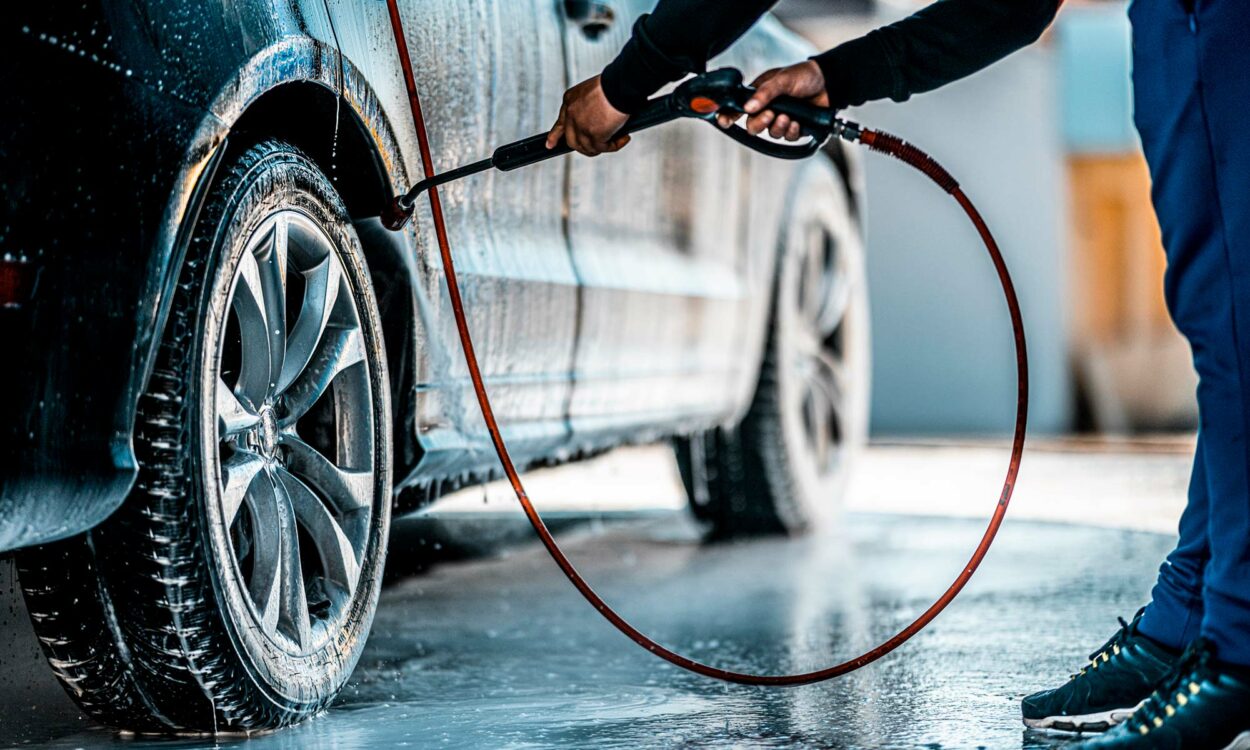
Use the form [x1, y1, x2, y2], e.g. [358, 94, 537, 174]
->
[384, 0, 1027, 685]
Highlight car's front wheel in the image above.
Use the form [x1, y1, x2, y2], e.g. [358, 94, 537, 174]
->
[17, 139, 391, 731]
[676, 158, 869, 536]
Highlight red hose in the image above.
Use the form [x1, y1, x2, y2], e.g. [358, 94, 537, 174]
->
[383, 0, 1027, 685]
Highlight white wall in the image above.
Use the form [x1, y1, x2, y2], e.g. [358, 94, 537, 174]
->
[793, 13, 1073, 435]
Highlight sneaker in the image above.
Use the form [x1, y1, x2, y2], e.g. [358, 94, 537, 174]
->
[1075, 639, 1250, 749]
[1023, 609, 1179, 732]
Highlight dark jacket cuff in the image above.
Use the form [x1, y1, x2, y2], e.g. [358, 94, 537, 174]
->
[601, 15, 690, 114]
[811, 32, 903, 110]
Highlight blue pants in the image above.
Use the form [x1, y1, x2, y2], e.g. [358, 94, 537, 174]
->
[1130, 0, 1250, 667]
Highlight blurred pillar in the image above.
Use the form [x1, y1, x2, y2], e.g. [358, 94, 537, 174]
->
[1058, 3, 1198, 431]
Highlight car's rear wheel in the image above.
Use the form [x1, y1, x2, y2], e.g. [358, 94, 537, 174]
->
[676, 159, 869, 536]
[17, 139, 391, 731]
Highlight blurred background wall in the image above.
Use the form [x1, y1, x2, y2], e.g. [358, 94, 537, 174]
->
[776, 0, 1197, 437]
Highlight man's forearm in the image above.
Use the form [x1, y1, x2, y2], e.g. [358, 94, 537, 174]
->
[600, 0, 1061, 116]
[813, 0, 1062, 110]
[601, 0, 776, 113]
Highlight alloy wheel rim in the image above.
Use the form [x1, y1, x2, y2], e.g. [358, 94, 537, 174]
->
[790, 222, 852, 479]
[213, 210, 375, 653]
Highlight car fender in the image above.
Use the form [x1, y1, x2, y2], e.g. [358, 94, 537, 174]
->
[0, 13, 373, 552]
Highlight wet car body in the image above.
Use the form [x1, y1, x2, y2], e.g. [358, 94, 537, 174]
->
[0, 1, 856, 552]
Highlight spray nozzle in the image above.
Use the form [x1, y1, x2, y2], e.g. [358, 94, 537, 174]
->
[381, 195, 415, 231]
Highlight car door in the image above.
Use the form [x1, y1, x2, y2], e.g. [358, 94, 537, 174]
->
[327, 0, 579, 472]
[559, 0, 752, 443]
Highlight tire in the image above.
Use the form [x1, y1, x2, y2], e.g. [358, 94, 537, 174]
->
[17, 139, 392, 732]
[675, 159, 869, 536]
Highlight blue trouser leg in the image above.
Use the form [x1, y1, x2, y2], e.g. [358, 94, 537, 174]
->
[1139, 436, 1207, 649]
[1130, 0, 1250, 667]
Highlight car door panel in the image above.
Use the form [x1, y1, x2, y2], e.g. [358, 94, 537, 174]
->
[561, 0, 750, 445]
[327, 0, 578, 478]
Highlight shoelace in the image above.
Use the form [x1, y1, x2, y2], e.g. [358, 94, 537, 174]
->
[1072, 614, 1136, 679]
[1129, 639, 1214, 736]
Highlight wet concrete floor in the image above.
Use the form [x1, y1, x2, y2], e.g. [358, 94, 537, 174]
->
[8, 510, 1173, 749]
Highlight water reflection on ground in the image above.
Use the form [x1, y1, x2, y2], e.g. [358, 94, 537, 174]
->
[24, 514, 1169, 749]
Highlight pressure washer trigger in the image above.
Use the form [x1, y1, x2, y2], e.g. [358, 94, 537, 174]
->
[671, 67, 748, 119]
[671, 68, 839, 158]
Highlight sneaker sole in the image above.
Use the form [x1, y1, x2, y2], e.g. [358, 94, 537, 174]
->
[1022, 701, 1144, 733]
[1223, 731, 1250, 750]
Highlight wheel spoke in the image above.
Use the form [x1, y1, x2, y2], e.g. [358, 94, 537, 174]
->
[276, 254, 341, 394]
[817, 269, 852, 335]
[815, 391, 834, 466]
[273, 478, 313, 649]
[254, 217, 289, 394]
[217, 378, 260, 440]
[220, 449, 266, 525]
[806, 350, 846, 473]
[281, 435, 373, 515]
[796, 229, 853, 336]
[803, 228, 828, 321]
[809, 350, 847, 426]
[804, 390, 830, 467]
[278, 326, 366, 424]
[275, 467, 360, 598]
[244, 472, 283, 635]
[232, 250, 273, 406]
[793, 324, 825, 360]
[814, 233, 852, 334]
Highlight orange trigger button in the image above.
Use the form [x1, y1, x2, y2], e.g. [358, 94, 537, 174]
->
[689, 96, 720, 115]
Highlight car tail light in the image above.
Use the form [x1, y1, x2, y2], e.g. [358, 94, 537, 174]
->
[0, 257, 38, 309]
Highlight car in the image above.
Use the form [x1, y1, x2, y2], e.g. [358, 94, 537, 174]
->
[0, 0, 868, 734]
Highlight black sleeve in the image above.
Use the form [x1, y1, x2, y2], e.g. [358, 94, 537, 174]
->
[813, 0, 1061, 110]
[600, 0, 777, 114]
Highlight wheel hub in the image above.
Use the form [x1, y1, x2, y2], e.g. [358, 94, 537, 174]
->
[211, 210, 376, 653]
[246, 405, 280, 461]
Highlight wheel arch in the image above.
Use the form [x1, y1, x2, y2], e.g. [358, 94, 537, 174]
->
[3, 33, 424, 553]
[211, 73, 425, 494]
[137, 48, 423, 539]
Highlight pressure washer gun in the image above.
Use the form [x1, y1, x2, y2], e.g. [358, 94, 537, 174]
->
[381, 67, 886, 231]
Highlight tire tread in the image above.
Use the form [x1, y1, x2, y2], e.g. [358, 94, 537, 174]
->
[18, 140, 363, 731]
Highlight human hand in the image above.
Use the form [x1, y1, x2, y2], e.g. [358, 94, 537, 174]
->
[716, 60, 829, 141]
[546, 75, 632, 157]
